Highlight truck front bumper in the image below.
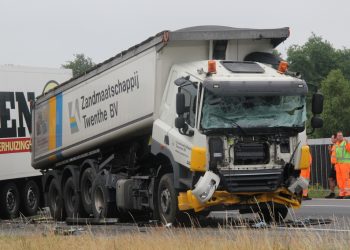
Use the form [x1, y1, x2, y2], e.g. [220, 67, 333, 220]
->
[178, 188, 301, 212]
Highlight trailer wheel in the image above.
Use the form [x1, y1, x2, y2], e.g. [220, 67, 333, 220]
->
[63, 177, 86, 218]
[48, 179, 65, 220]
[92, 174, 116, 218]
[156, 173, 188, 225]
[258, 204, 289, 223]
[20, 180, 40, 216]
[0, 182, 20, 219]
[80, 168, 96, 215]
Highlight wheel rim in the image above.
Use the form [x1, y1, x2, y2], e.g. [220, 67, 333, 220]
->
[27, 187, 37, 209]
[66, 184, 76, 212]
[49, 184, 59, 212]
[6, 188, 16, 212]
[94, 187, 104, 215]
[82, 178, 92, 205]
[160, 188, 171, 215]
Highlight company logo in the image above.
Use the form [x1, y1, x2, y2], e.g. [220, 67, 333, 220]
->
[0, 91, 34, 154]
[68, 99, 80, 134]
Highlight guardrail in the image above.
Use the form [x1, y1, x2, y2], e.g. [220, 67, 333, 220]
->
[309, 143, 331, 189]
[307, 138, 348, 189]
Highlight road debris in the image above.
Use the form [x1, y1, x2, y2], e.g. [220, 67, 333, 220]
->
[54, 226, 85, 236]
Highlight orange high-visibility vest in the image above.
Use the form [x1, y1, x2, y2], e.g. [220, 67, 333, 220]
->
[336, 141, 350, 163]
[331, 143, 338, 165]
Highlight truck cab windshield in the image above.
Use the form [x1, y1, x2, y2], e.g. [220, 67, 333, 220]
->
[201, 90, 306, 130]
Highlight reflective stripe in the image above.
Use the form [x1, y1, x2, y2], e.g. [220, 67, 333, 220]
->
[48, 97, 56, 151]
[48, 94, 63, 156]
[56, 93, 63, 148]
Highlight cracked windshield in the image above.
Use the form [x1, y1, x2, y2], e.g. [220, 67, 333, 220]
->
[201, 90, 306, 129]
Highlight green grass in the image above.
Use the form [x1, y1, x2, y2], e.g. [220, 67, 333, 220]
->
[307, 184, 337, 198]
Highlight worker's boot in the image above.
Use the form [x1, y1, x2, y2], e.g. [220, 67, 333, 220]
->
[302, 196, 312, 200]
[325, 192, 335, 198]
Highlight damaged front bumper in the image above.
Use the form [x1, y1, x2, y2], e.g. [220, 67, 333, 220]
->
[178, 188, 301, 212]
[179, 170, 303, 212]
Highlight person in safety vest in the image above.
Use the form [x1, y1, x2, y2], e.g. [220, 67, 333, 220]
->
[325, 133, 338, 198]
[301, 147, 312, 200]
[334, 131, 350, 199]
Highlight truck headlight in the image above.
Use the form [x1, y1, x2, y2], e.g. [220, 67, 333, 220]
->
[288, 177, 309, 194]
[192, 171, 220, 203]
[199, 180, 217, 200]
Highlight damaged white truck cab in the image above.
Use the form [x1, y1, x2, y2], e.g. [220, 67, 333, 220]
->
[32, 26, 323, 224]
[152, 59, 322, 221]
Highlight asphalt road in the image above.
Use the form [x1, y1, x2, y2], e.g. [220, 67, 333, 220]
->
[210, 198, 350, 219]
[0, 199, 349, 236]
[209, 198, 350, 230]
[293, 198, 350, 218]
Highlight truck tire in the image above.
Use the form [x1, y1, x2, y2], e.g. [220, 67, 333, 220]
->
[91, 174, 116, 218]
[156, 173, 188, 225]
[63, 177, 86, 218]
[48, 179, 65, 220]
[20, 180, 40, 216]
[80, 167, 96, 215]
[258, 204, 288, 223]
[0, 182, 20, 219]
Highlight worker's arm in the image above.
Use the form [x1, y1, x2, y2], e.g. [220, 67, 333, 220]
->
[345, 139, 350, 152]
[331, 147, 337, 164]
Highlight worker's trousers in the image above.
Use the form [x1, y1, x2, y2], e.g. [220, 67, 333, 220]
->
[300, 167, 311, 197]
[336, 163, 350, 197]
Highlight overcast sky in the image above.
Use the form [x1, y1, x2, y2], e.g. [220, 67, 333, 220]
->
[0, 0, 348, 68]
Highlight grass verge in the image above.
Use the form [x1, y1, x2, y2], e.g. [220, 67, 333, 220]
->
[308, 184, 338, 198]
[0, 224, 349, 250]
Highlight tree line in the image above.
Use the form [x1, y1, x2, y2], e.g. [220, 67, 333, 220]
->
[287, 34, 350, 137]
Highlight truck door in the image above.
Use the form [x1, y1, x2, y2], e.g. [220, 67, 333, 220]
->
[168, 82, 197, 168]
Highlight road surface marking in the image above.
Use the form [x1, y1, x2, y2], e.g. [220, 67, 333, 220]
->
[277, 227, 350, 233]
[306, 199, 350, 201]
[302, 205, 350, 208]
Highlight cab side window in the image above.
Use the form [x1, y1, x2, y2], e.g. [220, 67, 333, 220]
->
[181, 84, 197, 128]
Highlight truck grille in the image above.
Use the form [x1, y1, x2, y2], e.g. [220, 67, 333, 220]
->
[234, 142, 270, 165]
[219, 169, 283, 192]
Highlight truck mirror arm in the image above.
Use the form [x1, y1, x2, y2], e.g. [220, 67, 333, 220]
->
[178, 125, 194, 137]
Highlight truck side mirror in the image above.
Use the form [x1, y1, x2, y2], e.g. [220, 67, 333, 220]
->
[176, 92, 186, 115]
[192, 96, 197, 114]
[312, 93, 324, 114]
[311, 116, 323, 129]
[175, 116, 186, 129]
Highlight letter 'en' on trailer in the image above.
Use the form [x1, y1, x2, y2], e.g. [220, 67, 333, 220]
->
[0, 65, 71, 180]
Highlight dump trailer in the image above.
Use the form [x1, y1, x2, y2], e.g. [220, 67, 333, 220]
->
[31, 26, 323, 223]
[0, 65, 72, 219]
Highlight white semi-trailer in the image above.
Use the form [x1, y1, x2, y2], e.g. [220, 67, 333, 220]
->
[31, 26, 323, 223]
[0, 65, 72, 218]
